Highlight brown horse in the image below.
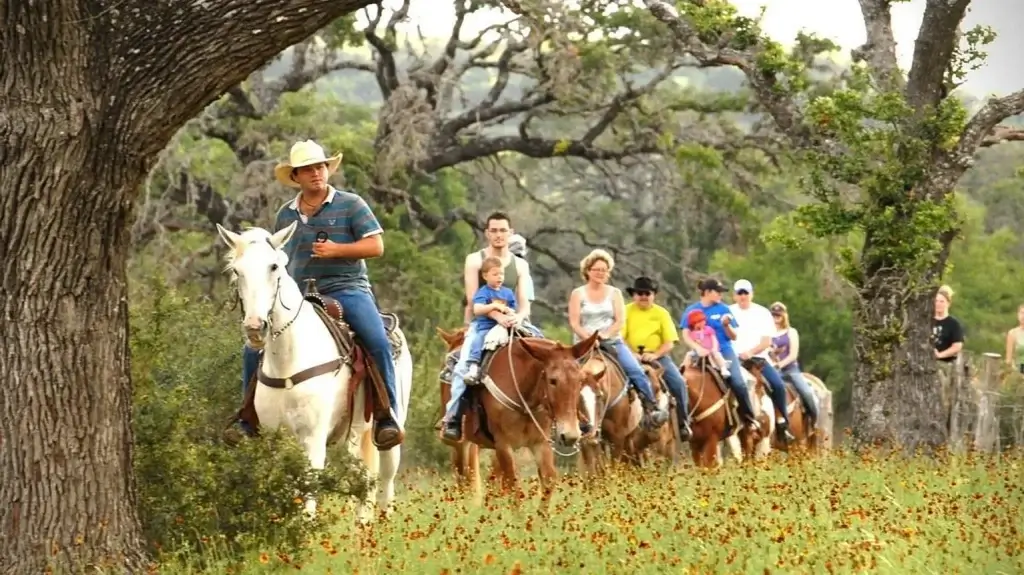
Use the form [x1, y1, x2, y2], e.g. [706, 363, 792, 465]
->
[632, 361, 681, 466]
[758, 351, 823, 453]
[578, 352, 675, 474]
[457, 330, 602, 498]
[680, 355, 773, 468]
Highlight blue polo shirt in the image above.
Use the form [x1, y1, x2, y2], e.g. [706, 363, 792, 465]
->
[274, 186, 382, 294]
[680, 301, 738, 354]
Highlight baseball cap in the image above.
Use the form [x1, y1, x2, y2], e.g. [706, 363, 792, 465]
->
[697, 278, 727, 292]
[508, 233, 527, 257]
[733, 279, 753, 293]
[686, 309, 707, 329]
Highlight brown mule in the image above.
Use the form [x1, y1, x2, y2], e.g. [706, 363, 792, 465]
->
[456, 331, 602, 499]
[578, 353, 676, 474]
[748, 364, 817, 454]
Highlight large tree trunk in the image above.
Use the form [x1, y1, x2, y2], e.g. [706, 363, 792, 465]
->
[0, 0, 376, 571]
[0, 143, 146, 572]
[850, 270, 950, 451]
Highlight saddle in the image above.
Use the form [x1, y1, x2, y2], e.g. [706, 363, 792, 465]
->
[235, 279, 404, 444]
[462, 323, 536, 387]
[687, 355, 763, 432]
[690, 355, 729, 395]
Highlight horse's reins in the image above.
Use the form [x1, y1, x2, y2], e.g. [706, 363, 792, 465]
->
[504, 327, 582, 458]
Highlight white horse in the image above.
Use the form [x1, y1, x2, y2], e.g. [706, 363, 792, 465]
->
[216, 222, 412, 524]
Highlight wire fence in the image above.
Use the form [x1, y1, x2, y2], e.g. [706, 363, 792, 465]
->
[946, 350, 1024, 453]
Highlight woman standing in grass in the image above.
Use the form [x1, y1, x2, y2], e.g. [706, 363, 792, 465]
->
[1004, 304, 1024, 374]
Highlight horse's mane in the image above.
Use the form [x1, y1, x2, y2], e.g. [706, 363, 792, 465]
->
[222, 227, 290, 282]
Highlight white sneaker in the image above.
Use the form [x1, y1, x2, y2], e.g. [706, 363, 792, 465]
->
[465, 363, 479, 382]
[720, 367, 731, 377]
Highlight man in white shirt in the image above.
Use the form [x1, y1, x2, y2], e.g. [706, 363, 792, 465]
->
[728, 279, 796, 443]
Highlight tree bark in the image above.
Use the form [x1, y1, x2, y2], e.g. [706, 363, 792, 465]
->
[0, 0, 375, 571]
[850, 267, 951, 452]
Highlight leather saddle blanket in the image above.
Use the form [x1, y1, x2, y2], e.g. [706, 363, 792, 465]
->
[235, 291, 404, 438]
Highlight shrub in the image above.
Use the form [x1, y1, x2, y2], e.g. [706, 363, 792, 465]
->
[130, 279, 371, 567]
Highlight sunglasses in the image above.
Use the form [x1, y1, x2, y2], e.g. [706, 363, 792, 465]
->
[735, 290, 750, 295]
[634, 291, 652, 297]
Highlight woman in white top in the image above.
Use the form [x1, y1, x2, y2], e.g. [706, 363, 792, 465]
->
[567, 249, 669, 429]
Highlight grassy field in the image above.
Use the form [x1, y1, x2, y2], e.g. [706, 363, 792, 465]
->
[162, 449, 1023, 575]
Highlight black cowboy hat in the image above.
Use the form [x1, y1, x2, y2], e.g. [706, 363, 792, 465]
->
[626, 276, 658, 295]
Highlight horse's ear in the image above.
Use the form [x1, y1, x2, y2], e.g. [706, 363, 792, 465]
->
[436, 327, 457, 344]
[269, 221, 298, 250]
[216, 224, 243, 250]
[570, 331, 600, 360]
[518, 338, 556, 364]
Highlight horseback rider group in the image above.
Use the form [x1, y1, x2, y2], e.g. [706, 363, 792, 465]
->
[234, 138, 817, 453]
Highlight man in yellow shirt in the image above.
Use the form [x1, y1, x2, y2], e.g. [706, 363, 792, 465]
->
[623, 276, 692, 440]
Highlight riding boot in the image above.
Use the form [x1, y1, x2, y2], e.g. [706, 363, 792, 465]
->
[580, 419, 594, 437]
[636, 390, 669, 429]
[678, 413, 693, 441]
[442, 396, 468, 443]
[776, 419, 796, 443]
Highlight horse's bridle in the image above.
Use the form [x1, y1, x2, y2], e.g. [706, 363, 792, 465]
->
[505, 329, 583, 457]
[233, 239, 304, 343]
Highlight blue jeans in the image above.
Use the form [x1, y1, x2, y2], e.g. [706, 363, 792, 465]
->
[780, 363, 820, 421]
[240, 344, 260, 434]
[239, 288, 400, 425]
[522, 321, 543, 337]
[444, 323, 479, 416]
[467, 320, 496, 363]
[758, 360, 790, 425]
[611, 340, 656, 404]
[719, 347, 757, 421]
[656, 355, 689, 423]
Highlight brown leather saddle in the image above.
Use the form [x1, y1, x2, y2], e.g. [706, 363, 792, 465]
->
[235, 279, 403, 447]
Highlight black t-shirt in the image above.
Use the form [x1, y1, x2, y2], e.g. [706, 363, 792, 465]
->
[932, 315, 964, 363]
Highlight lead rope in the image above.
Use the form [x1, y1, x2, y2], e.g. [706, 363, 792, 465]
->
[506, 326, 581, 458]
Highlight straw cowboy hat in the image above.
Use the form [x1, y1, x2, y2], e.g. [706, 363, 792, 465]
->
[273, 140, 343, 188]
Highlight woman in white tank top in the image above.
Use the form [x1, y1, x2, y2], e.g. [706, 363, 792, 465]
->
[567, 249, 669, 430]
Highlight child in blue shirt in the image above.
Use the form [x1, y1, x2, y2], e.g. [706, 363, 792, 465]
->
[464, 256, 518, 383]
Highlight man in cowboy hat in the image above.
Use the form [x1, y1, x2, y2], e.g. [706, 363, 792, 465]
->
[238, 139, 404, 450]
[622, 276, 692, 440]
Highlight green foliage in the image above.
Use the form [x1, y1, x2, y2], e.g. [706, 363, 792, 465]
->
[944, 197, 1024, 353]
[712, 217, 855, 405]
[131, 279, 371, 567]
[677, 0, 763, 51]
